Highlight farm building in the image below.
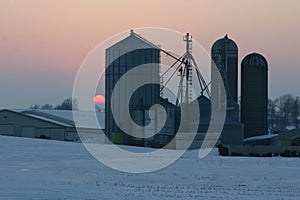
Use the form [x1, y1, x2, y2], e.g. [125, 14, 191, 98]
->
[278, 128, 300, 146]
[105, 30, 180, 147]
[0, 109, 105, 143]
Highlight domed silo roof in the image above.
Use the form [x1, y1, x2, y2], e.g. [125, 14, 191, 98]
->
[241, 53, 268, 69]
[211, 34, 238, 51]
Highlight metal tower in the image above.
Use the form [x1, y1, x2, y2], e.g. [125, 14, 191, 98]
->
[159, 33, 210, 106]
[176, 33, 210, 106]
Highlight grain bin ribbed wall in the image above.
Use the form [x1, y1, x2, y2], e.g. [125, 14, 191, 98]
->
[105, 31, 160, 143]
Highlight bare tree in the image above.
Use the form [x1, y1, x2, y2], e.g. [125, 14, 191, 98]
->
[291, 96, 299, 128]
[268, 99, 278, 129]
[274, 94, 299, 127]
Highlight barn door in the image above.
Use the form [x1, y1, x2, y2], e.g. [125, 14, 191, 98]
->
[0, 125, 14, 136]
[21, 127, 35, 138]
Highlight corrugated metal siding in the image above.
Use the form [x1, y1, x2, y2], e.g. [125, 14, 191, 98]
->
[105, 37, 160, 144]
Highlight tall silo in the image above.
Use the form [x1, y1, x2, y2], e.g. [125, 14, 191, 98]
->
[211, 35, 238, 103]
[241, 53, 268, 138]
[210, 35, 244, 145]
[105, 30, 161, 145]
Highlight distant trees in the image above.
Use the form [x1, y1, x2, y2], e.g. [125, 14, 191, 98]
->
[268, 94, 300, 130]
[40, 104, 53, 110]
[30, 104, 41, 110]
[54, 98, 78, 110]
[30, 98, 78, 110]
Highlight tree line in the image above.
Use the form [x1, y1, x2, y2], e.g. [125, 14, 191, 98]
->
[30, 94, 300, 130]
[268, 94, 299, 130]
[30, 98, 78, 110]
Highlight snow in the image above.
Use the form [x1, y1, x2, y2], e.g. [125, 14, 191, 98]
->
[24, 113, 74, 127]
[42, 109, 105, 129]
[286, 125, 296, 130]
[1, 135, 300, 199]
[243, 134, 278, 143]
[25, 109, 105, 129]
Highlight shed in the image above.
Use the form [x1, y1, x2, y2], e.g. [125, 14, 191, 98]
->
[278, 128, 300, 146]
[0, 109, 105, 142]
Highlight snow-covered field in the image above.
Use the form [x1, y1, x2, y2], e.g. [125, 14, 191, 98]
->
[1, 136, 300, 200]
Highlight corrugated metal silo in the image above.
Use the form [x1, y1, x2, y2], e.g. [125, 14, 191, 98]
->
[105, 30, 161, 144]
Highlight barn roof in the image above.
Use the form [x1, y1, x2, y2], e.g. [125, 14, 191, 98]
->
[30, 109, 105, 129]
[279, 128, 300, 140]
[243, 134, 278, 143]
[0, 109, 73, 127]
[0, 109, 105, 129]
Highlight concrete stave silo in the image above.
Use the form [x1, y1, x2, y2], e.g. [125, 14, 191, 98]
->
[211, 34, 239, 104]
[211, 35, 244, 145]
[241, 53, 268, 138]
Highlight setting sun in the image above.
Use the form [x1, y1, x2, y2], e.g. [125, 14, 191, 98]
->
[94, 94, 105, 104]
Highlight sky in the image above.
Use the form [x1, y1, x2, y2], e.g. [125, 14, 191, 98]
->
[0, 0, 299, 109]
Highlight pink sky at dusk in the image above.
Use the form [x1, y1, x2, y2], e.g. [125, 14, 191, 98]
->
[0, 0, 299, 108]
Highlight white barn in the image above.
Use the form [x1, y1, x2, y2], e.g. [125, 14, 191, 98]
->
[0, 109, 106, 142]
